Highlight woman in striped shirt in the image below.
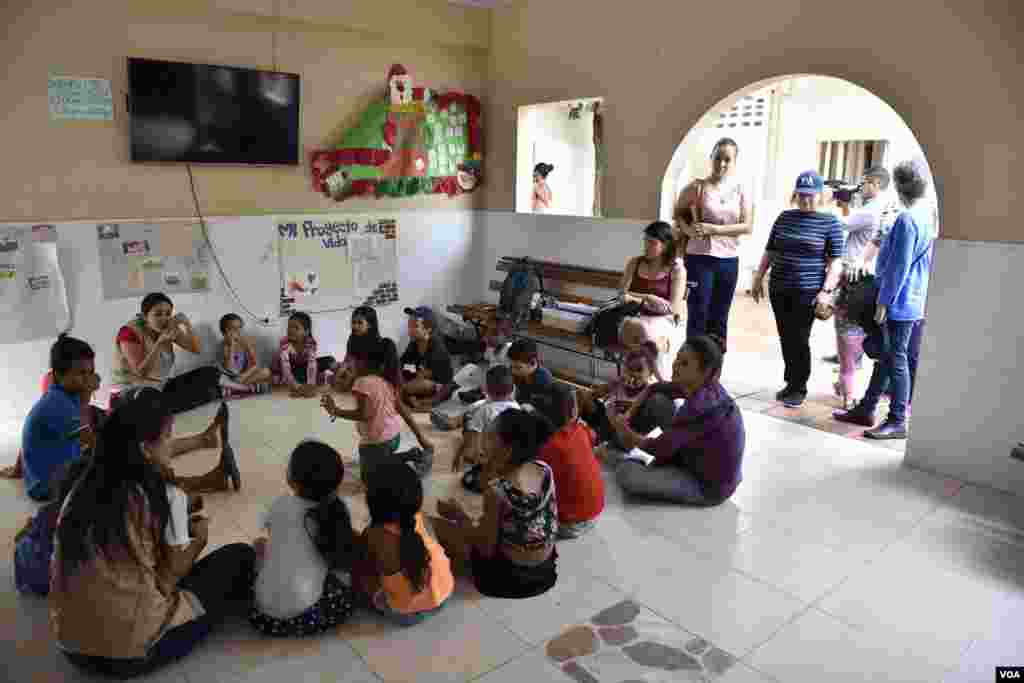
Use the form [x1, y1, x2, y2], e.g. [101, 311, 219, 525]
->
[751, 171, 844, 407]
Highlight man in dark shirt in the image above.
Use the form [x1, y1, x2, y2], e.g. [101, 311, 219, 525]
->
[400, 306, 455, 410]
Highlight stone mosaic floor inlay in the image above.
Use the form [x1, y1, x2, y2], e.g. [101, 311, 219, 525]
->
[546, 600, 737, 682]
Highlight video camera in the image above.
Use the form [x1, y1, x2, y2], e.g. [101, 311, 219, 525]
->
[824, 180, 861, 204]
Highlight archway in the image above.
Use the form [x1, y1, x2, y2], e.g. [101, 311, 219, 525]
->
[660, 74, 940, 450]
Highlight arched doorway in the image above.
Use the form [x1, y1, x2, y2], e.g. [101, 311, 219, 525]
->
[660, 74, 940, 450]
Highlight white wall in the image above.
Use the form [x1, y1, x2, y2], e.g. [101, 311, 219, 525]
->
[0, 210, 475, 425]
[905, 239, 1024, 496]
[515, 100, 598, 216]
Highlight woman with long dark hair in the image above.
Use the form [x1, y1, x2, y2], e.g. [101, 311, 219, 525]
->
[431, 409, 559, 599]
[333, 306, 382, 392]
[51, 389, 255, 678]
[618, 221, 685, 379]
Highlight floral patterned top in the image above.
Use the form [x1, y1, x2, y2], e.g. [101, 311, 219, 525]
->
[490, 462, 558, 552]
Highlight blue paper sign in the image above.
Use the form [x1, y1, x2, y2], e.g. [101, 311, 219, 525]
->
[48, 77, 113, 121]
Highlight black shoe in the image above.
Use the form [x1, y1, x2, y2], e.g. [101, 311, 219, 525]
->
[864, 420, 907, 440]
[833, 404, 877, 427]
[775, 386, 795, 401]
[823, 354, 840, 364]
[459, 388, 484, 404]
[217, 402, 241, 491]
[780, 391, 807, 408]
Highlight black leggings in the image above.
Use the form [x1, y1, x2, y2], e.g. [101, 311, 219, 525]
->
[583, 393, 676, 448]
[292, 356, 337, 385]
[63, 543, 256, 679]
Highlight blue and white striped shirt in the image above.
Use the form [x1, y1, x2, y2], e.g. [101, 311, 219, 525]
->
[766, 210, 845, 293]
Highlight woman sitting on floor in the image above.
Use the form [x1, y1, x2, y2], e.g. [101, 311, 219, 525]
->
[607, 335, 745, 506]
[50, 390, 255, 678]
[431, 409, 559, 599]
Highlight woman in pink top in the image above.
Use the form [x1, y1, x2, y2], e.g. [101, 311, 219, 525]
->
[673, 138, 753, 351]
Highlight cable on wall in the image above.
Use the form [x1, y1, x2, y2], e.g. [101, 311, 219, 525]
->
[185, 164, 273, 325]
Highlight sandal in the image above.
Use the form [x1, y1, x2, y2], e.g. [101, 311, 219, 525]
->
[461, 464, 483, 494]
[217, 402, 241, 491]
[430, 411, 455, 431]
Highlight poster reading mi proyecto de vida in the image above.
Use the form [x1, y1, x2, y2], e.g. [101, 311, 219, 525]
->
[97, 221, 211, 300]
[0, 224, 70, 344]
[276, 215, 398, 316]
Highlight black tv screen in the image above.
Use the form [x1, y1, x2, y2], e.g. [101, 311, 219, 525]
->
[128, 58, 300, 165]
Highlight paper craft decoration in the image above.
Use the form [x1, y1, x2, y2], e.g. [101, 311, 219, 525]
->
[276, 214, 399, 316]
[97, 221, 210, 300]
[310, 64, 483, 202]
[0, 224, 70, 344]
[48, 76, 114, 121]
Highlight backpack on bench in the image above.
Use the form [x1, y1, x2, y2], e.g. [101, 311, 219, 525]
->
[497, 258, 544, 331]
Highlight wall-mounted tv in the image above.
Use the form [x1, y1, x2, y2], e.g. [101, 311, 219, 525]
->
[128, 57, 300, 165]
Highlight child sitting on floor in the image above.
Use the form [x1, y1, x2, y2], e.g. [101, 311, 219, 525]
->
[333, 306, 381, 393]
[218, 313, 272, 397]
[507, 339, 554, 409]
[321, 338, 434, 484]
[535, 384, 605, 539]
[20, 335, 100, 501]
[1, 359, 105, 482]
[273, 311, 337, 399]
[250, 440, 356, 637]
[577, 341, 672, 451]
[399, 306, 455, 410]
[432, 365, 519, 470]
[353, 462, 454, 625]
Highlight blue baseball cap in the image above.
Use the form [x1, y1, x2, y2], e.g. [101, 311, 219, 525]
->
[794, 170, 824, 195]
[404, 306, 435, 323]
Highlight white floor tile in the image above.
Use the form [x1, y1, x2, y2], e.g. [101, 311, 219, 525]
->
[748, 608, 951, 683]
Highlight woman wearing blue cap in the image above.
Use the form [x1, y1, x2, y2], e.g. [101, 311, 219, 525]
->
[750, 171, 845, 407]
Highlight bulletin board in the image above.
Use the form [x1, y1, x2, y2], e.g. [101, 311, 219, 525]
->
[96, 220, 211, 300]
[276, 214, 399, 317]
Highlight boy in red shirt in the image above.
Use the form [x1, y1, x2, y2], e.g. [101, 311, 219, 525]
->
[535, 383, 605, 538]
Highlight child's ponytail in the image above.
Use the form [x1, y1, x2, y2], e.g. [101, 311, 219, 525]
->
[305, 492, 357, 571]
[397, 510, 430, 593]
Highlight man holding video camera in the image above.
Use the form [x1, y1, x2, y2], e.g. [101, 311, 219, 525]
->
[822, 166, 899, 366]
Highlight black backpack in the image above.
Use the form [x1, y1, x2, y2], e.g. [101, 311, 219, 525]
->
[497, 258, 543, 329]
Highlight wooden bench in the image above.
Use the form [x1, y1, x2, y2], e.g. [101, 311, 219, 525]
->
[448, 257, 627, 382]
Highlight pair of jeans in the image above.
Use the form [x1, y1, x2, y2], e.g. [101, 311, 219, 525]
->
[769, 289, 817, 394]
[63, 543, 256, 679]
[615, 460, 724, 506]
[684, 255, 739, 349]
[861, 319, 917, 424]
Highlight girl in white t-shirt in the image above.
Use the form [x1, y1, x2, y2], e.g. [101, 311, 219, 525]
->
[249, 440, 356, 637]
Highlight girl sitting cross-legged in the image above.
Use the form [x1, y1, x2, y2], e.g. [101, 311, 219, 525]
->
[249, 440, 357, 637]
[431, 409, 559, 599]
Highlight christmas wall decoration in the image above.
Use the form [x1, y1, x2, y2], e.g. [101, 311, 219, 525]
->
[310, 64, 483, 202]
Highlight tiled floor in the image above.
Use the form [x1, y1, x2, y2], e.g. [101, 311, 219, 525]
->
[2, 385, 1023, 683]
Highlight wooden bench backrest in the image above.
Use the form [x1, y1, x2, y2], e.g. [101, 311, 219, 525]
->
[493, 257, 622, 306]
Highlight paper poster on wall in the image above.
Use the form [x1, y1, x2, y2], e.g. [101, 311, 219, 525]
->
[48, 76, 114, 121]
[0, 224, 70, 344]
[276, 214, 399, 316]
[97, 221, 211, 300]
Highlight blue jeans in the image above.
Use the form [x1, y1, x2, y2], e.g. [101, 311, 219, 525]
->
[684, 255, 739, 348]
[862, 319, 917, 424]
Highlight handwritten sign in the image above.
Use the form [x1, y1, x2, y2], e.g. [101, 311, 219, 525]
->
[48, 77, 113, 121]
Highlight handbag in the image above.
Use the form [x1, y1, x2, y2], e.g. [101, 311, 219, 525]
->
[585, 299, 644, 349]
[674, 179, 704, 258]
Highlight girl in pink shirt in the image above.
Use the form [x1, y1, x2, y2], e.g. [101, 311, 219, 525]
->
[273, 312, 337, 398]
[673, 138, 754, 352]
[321, 338, 433, 484]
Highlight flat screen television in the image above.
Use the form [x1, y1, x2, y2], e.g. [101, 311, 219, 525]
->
[128, 57, 300, 165]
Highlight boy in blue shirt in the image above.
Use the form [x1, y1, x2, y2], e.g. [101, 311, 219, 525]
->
[21, 335, 99, 500]
[507, 338, 553, 408]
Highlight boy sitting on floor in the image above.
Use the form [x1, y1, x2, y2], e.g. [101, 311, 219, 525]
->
[400, 306, 455, 411]
[432, 365, 519, 471]
[20, 335, 100, 501]
[507, 338, 553, 409]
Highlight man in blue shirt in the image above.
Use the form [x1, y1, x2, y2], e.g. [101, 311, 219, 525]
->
[834, 159, 936, 439]
[22, 335, 98, 500]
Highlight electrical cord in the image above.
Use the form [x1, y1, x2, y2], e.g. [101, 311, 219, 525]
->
[186, 164, 273, 325]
